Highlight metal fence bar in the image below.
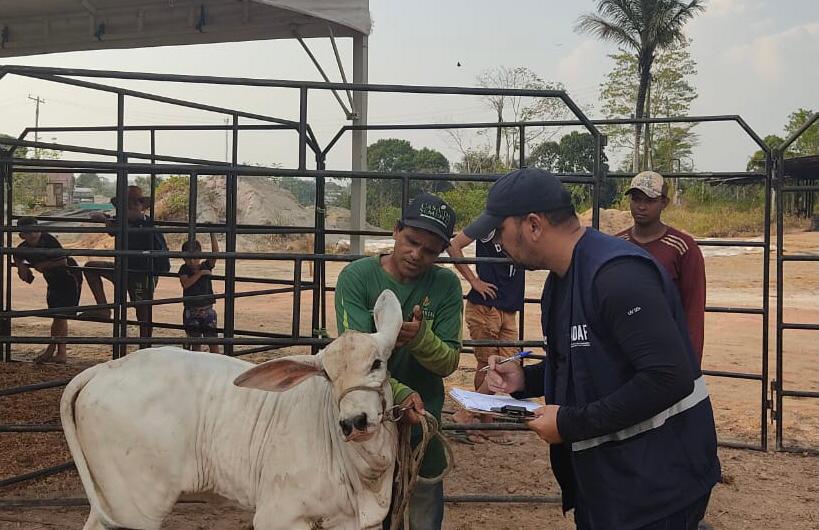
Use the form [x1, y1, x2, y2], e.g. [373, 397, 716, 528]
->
[444, 495, 561, 504]
[0, 424, 62, 433]
[113, 93, 128, 358]
[0, 379, 71, 397]
[0, 158, 7, 362]
[0, 462, 75, 489]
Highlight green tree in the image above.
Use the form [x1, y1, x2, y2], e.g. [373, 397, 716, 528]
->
[367, 139, 418, 173]
[476, 66, 567, 166]
[454, 148, 510, 174]
[441, 147, 509, 230]
[0, 133, 27, 158]
[440, 183, 491, 231]
[76, 172, 101, 189]
[783, 108, 819, 158]
[746, 135, 783, 172]
[273, 177, 317, 206]
[599, 39, 699, 172]
[559, 132, 613, 207]
[527, 141, 561, 171]
[577, 0, 705, 171]
[365, 139, 452, 228]
[413, 148, 450, 174]
[1, 134, 50, 210]
[154, 175, 189, 221]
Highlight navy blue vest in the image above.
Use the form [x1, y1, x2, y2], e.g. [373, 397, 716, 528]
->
[466, 238, 525, 312]
[541, 229, 720, 529]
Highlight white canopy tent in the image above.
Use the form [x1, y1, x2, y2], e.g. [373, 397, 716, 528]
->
[0, 0, 371, 252]
[0, 0, 369, 57]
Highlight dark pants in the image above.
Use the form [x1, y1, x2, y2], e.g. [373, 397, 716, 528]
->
[408, 479, 444, 530]
[637, 492, 711, 530]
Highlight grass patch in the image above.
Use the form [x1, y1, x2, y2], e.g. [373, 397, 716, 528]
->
[663, 203, 809, 238]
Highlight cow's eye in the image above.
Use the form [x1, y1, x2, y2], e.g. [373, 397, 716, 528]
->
[371, 360, 383, 371]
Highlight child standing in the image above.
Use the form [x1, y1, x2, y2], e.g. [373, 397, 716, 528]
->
[179, 233, 220, 353]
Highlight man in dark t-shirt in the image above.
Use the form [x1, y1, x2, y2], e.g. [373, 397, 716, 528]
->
[179, 233, 220, 353]
[13, 217, 83, 364]
[447, 228, 524, 390]
[81, 185, 165, 342]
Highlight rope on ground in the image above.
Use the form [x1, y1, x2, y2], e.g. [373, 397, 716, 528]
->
[388, 411, 453, 530]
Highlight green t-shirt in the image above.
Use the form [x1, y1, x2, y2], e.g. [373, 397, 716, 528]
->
[335, 255, 463, 477]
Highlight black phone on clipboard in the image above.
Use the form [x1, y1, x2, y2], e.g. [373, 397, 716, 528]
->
[488, 405, 536, 423]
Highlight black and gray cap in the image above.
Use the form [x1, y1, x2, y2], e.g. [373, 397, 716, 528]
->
[401, 192, 456, 246]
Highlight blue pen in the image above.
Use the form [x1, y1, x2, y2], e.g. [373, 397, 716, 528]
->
[478, 350, 532, 372]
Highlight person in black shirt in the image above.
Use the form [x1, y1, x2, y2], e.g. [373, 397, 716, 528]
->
[474, 168, 718, 529]
[447, 228, 524, 390]
[13, 217, 83, 364]
[447, 228, 525, 444]
[81, 185, 164, 341]
[179, 233, 220, 353]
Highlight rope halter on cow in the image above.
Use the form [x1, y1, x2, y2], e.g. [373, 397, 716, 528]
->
[386, 411, 453, 530]
[337, 383, 389, 415]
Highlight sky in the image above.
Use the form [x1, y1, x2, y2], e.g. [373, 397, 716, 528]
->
[0, 0, 817, 175]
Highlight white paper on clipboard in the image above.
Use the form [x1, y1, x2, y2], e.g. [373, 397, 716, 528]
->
[449, 388, 540, 413]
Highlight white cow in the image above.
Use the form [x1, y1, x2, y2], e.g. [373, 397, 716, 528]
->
[60, 290, 404, 530]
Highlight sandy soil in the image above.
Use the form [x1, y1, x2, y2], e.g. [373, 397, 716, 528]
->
[1, 231, 817, 529]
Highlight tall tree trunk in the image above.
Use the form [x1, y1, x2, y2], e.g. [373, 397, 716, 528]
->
[495, 108, 503, 163]
[643, 75, 652, 171]
[632, 60, 652, 172]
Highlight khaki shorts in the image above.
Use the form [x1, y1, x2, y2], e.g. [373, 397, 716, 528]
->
[464, 300, 518, 364]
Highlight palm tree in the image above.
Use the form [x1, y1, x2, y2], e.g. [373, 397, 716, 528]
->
[576, 0, 705, 171]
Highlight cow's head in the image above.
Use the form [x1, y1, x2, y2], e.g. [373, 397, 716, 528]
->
[234, 289, 403, 442]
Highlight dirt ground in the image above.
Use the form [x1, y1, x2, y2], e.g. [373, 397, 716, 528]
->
[1, 231, 817, 529]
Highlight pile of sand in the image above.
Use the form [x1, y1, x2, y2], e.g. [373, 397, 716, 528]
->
[578, 208, 633, 235]
[74, 177, 385, 253]
[192, 177, 382, 252]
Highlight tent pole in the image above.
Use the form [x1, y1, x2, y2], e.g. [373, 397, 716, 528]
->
[350, 34, 368, 255]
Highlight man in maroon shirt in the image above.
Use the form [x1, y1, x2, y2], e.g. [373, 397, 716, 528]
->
[617, 171, 706, 365]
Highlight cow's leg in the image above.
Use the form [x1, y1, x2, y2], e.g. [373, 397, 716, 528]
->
[81, 511, 104, 530]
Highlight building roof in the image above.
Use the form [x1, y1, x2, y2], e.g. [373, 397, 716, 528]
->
[783, 155, 819, 180]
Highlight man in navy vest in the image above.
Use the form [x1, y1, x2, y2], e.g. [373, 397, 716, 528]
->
[473, 168, 720, 529]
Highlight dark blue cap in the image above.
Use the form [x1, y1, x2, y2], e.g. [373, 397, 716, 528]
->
[464, 168, 573, 240]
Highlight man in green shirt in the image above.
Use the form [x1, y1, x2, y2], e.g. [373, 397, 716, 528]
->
[335, 192, 463, 530]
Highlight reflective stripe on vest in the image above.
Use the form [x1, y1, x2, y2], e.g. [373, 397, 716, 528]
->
[571, 376, 709, 452]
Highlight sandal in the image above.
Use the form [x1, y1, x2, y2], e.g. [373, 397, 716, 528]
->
[446, 430, 478, 445]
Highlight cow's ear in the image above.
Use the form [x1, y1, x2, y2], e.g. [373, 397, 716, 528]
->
[371, 289, 403, 357]
[234, 355, 325, 392]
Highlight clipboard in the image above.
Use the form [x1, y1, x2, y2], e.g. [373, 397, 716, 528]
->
[473, 405, 536, 423]
[449, 388, 539, 423]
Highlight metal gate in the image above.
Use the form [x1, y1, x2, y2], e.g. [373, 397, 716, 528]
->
[0, 65, 805, 510]
[773, 111, 819, 453]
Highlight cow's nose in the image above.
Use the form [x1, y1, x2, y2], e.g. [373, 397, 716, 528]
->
[339, 419, 353, 437]
[353, 413, 368, 431]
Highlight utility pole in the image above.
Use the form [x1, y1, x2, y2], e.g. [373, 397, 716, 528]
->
[27, 94, 46, 159]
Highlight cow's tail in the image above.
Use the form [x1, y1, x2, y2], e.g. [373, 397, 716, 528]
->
[60, 364, 120, 529]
